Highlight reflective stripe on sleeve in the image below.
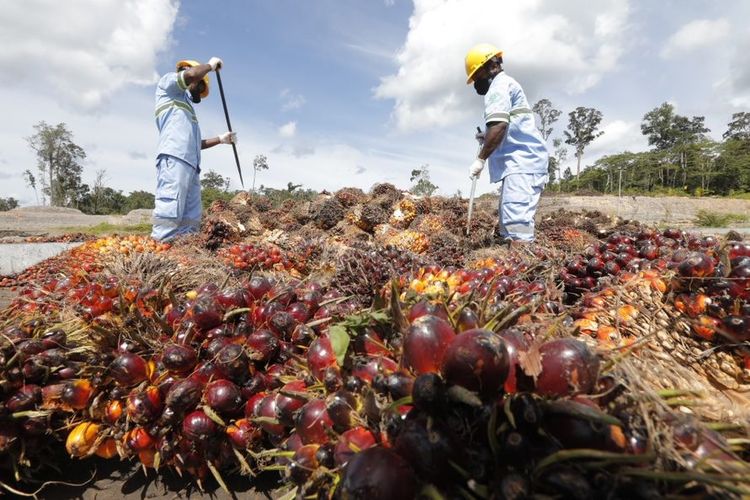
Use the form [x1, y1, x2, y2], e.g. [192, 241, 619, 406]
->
[486, 111, 510, 123]
[509, 107, 532, 116]
[177, 72, 188, 90]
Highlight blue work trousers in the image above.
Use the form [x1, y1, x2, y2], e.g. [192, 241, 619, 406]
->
[498, 173, 547, 242]
[151, 154, 201, 241]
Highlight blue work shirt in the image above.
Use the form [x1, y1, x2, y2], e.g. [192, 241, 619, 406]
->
[155, 72, 201, 169]
[483, 72, 549, 183]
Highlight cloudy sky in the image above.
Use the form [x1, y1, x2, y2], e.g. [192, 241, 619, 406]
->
[1, 0, 749, 205]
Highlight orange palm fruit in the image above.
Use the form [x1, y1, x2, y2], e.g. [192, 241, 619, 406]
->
[66, 422, 100, 457]
[95, 438, 118, 459]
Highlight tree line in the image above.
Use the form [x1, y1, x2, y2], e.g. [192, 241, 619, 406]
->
[533, 101, 750, 196]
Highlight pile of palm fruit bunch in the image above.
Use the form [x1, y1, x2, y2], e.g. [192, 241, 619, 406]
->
[1, 186, 749, 498]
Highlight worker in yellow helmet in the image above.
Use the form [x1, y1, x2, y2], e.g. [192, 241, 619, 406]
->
[465, 44, 549, 243]
[151, 57, 237, 241]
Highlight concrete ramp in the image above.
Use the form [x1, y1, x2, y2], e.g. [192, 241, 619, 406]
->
[0, 243, 82, 276]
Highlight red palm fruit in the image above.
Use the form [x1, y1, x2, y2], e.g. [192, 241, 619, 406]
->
[215, 287, 248, 310]
[226, 418, 262, 449]
[105, 399, 123, 423]
[188, 297, 223, 331]
[245, 391, 267, 418]
[7, 385, 42, 412]
[189, 361, 219, 385]
[456, 307, 480, 332]
[110, 352, 148, 386]
[290, 324, 315, 347]
[245, 276, 273, 300]
[60, 379, 94, 410]
[353, 328, 390, 356]
[351, 356, 399, 383]
[286, 302, 312, 323]
[407, 300, 450, 323]
[268, 311, 299, 340]
[295, 399, 334, 445]
[498, 329, 531, 393]
[663, 228, 683, 240]
[586, 257, 606, 277]
[125, 426, 156, 452]
[241, 372, 266, 399]
[728, 242, 750, 260]
[326, 390, 358, 433]
[718, 316, 750, 342]
[216, 344, 250, 383]
[127, 386, 163, 424]
[298, 289, 322, 312]
[535, 339, 600, 397]
[334, 427, 377, 466]
[386, 371, 415, 400]
[402, 315, 456, 375]
[161, 344, 198, 374]
[677, 253, 715, 278]
[289, 444, 320, 484]
[245, 329, 279, 363]
[543, 408, 626, 452]
[264, 363, 286, 389]
[307, 336, 338, 380]
[205, 379, 243, 415]
[440, 329, 509, 400]
[182, 410, 217, 441]
[40, 329, 67, 349]
[638, 243, 660, 261]
[255, 394, 285, 436]
[603, 261, 621, 276]
[276, 380, 308, 427]
[338, 446, 417, 500]
[165, 378, 203, 415]
[253, 301, 284, 326]
[165, 303, 187, 327]
[692, 315, 720, 341]
[674, 293, 712, 318]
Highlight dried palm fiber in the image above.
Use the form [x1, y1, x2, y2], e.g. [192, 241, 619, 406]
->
[574, 272, 750, 425]
[611, 357, 750, 484]
[103, 243, 235, 294]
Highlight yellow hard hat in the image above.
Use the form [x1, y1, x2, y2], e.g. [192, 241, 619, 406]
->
[176, 59, 210, 98]
[465, 43, 503, 84]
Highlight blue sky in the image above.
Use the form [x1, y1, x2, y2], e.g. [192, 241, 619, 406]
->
[1, 0, 749, 205]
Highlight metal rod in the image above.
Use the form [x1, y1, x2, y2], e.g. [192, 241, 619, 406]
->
[215, 69, 244, 188]
[466, 126, 483, 235]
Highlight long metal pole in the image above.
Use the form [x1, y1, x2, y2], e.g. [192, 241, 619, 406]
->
[466, 127, 483, 235]
[215, 69, 244, 188]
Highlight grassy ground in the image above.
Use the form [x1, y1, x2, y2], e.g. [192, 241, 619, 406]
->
[54, 222, 152, 235]
[694, 210, 749, 227]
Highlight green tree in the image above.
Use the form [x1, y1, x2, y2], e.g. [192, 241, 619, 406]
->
[410, 164, 438, 197]
[124, 190, 155, 212]
[723, 112, 750, 141]
[23, 169, 39, 205]
[0, 197, 19, 211]
[252, 154, 269, 192]
[201, 170, 231, 191]
[548, 138, 568, 189]
[26, 122, 86, 207]
[641, 102, 709, 150]
[564, 107, 604, 180]
[532, 98, 562, 141]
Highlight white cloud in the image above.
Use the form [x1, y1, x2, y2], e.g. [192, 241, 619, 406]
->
[280, 89, 306, 111]
[279, 121, 297, 138]
[660, 18, 730, 59]
[375, 0, 631, 132]
[0, 0, 179, 111]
